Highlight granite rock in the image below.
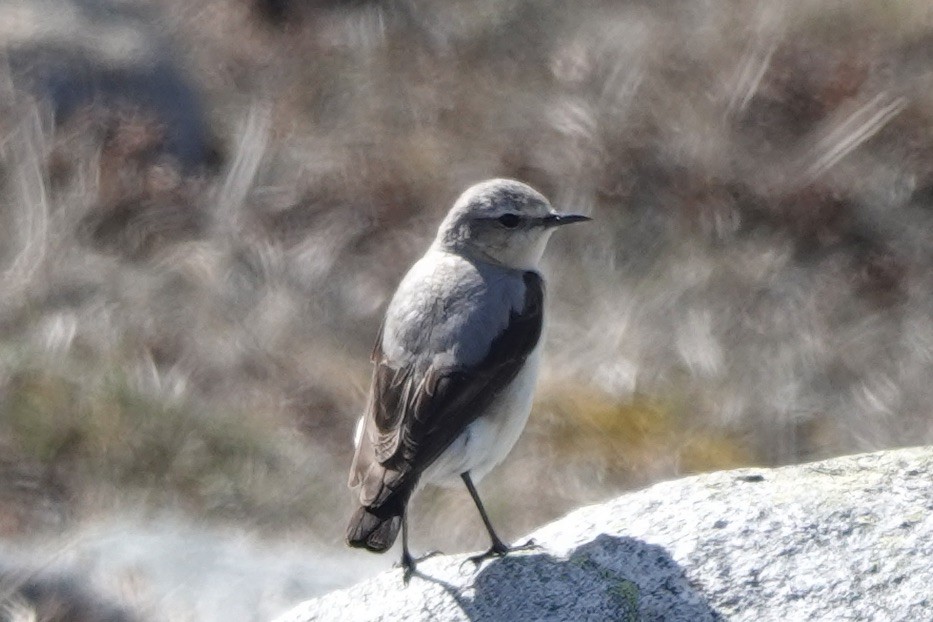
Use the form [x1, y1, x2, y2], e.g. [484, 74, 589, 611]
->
[275, 447, 933, 622]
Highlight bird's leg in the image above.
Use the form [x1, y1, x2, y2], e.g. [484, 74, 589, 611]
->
[400, 511, 416, 583]
[397, 510, 443, 583]
[461, 472, 537, 566]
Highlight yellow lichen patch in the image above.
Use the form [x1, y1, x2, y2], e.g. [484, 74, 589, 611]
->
[678, 434, 756, 474]
[538, 387, 673, 448]
[534, 384, 757, 482]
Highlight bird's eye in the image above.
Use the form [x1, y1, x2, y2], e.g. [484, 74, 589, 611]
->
[497, 213, 521, 228]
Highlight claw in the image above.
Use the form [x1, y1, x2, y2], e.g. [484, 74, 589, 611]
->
[396, 550, 445, 583]
[460, 538, 539, 570]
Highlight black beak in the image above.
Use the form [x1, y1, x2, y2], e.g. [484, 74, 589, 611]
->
[541, 213, 592, 228]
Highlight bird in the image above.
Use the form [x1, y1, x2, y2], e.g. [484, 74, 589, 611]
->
[346, 178, 590, 578]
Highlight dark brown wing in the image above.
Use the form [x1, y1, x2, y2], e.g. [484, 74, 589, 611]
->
[353, 271, 544, 507]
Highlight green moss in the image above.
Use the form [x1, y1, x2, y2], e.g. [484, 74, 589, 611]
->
[570, 552, 640, 621]
[610, 580, 641, 622]
[3, 371, 84, 462]
[0, 364, 317, 528]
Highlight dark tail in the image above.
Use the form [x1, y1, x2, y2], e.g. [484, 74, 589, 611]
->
[346, 502, 403, 552]
[347, 455, 417, 552]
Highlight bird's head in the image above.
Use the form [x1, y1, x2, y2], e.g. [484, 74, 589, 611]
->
[433, 179, 590, 270]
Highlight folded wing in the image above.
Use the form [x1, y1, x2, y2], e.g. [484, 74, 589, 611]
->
[349, 270, 545, 510]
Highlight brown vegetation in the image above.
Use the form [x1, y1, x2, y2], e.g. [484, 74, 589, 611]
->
[0, 0, 932, 617]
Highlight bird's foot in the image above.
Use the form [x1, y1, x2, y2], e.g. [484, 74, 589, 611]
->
[397, 550, 444, 584]
[461, 538, 538, 570]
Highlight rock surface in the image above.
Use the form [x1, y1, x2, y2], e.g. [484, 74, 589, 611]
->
[274, 447, 933, 622]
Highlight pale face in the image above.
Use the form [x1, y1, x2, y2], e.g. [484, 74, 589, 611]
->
[434, 179, 589, 270]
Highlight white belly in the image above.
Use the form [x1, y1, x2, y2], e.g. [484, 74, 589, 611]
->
[420, 344, 543, 488]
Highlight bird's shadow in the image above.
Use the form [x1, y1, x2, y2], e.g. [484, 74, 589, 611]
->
[408, 534, 724, 622]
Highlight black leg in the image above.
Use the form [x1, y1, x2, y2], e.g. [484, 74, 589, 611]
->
[461, 472, 508, 552]
[400, 511, 415, 583]
[397, 509, 443, 583]
[461, 472, 537, 566]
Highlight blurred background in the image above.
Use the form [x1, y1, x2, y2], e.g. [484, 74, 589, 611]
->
[0, 0, 931, 620]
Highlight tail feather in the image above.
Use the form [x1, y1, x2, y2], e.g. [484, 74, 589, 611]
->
[348, 433, 417, 552]
[348, 448, 419, 552]
[346, 504, 403, 552]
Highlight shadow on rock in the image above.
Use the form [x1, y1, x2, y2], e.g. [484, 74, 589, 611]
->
[413, 534, 723, 622]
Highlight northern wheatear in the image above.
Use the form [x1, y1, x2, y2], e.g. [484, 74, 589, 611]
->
[346, 179, 589, 576]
